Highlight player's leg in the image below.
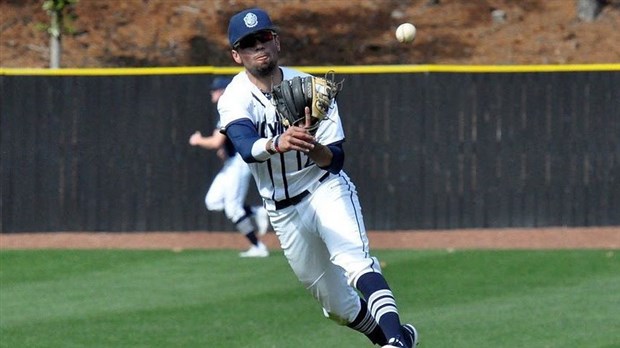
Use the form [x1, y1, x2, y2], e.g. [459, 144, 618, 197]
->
[271, 204, 385, 345]
[311, 173, 418, 347]
[251, 205, 270, 236]
[204, 168, 227, 212]
[344, 297, 388, 345]
[231, 155, 270, 237]
[224, 155, 268, 257]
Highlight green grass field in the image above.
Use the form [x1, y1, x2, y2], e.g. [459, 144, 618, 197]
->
[1, 249, 618, 348]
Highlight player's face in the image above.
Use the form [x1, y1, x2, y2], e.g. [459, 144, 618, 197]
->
[232, 31, 280, 78]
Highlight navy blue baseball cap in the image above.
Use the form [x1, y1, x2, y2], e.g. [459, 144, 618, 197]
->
[228, 8, 276, 48]
[211, 77, 231, 91]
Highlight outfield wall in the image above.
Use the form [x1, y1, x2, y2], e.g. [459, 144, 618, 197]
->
[1, 65, 619, 232]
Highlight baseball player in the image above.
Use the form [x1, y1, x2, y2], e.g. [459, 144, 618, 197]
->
[189, 76, 270, 257]
[217, 8, 419, 347]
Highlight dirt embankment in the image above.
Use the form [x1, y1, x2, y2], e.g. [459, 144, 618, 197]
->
[1, 0, 619, 68]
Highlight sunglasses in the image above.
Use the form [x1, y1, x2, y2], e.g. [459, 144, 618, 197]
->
[235, 31, 275, 50]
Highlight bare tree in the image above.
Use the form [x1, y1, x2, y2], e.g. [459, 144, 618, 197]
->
[42, 0, 78, 68]
[577, 0, 605, 21]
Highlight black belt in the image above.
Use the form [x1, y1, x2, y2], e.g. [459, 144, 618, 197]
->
[274, 172, 330, 210]
[275, 190, 310, 210]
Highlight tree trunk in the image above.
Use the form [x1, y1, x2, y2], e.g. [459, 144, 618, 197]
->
[50, 35, 61, 68]
[49, 10, 61, 68]
[577, 0, 603, 22]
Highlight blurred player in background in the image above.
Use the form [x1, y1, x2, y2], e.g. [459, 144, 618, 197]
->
[217, 8, 418, 347]
[189, 76, 270, 257]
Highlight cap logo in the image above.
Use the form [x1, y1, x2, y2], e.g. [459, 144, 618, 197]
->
[243, 13, 258, 28]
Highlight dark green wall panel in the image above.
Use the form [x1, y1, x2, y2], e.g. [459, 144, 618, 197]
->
[1, 70, 618, 232]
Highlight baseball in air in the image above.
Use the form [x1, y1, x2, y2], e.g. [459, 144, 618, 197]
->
[395, 23, 416, 43]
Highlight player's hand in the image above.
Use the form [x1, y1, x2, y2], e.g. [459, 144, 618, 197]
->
[216, 148, 226, 160]
[189, 131, 202, 146]
[278, 107, 315, 153]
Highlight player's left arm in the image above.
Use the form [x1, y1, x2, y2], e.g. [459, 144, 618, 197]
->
[305, 107, 344, 173]
[309, 141, 344, 174]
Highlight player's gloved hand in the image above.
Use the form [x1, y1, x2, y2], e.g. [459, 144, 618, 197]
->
[271, 72, 343, 136]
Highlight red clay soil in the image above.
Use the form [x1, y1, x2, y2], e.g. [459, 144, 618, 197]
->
[1, 227, 618, 250]
[2, 0, 620, 68]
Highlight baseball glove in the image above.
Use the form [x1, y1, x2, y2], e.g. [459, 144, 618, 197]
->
[271, 71, 343, 134]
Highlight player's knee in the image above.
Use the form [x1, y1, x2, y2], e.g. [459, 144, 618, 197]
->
[225, 205, 249, 222]
[347, 257, 383, 287]
[204, 197, 223, 212]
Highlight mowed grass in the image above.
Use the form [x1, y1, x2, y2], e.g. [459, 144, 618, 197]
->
[1, 248, 618, 348]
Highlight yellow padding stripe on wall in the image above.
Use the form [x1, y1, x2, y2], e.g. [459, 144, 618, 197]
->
[1, 64, 619, 76]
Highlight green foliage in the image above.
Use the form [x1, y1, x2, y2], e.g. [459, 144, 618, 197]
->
[1, 249, 618, 347]
[40, 0, 79, 37]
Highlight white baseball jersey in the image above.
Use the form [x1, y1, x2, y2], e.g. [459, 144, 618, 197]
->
[218, 67, 345, 209]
